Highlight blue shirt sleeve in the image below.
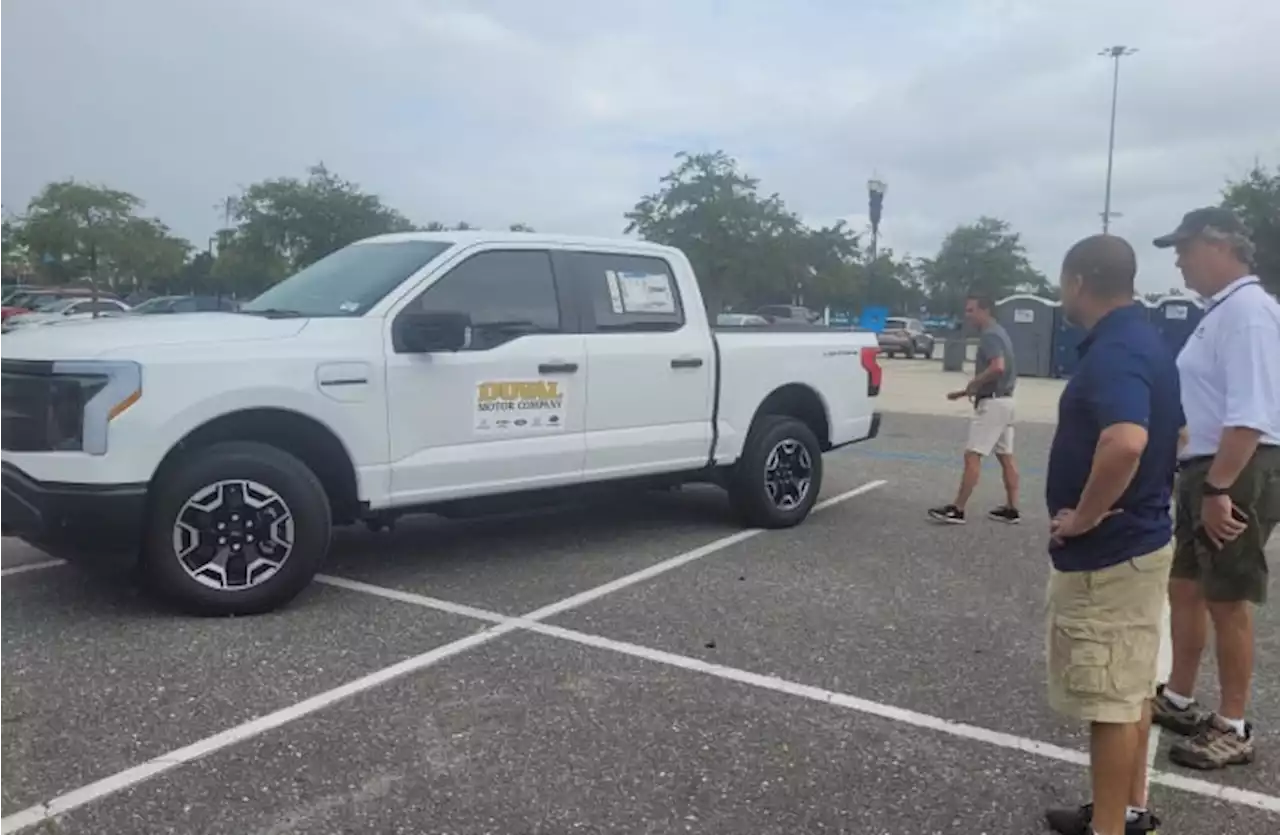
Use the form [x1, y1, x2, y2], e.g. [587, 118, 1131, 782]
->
[1088, 346, 1152, 429]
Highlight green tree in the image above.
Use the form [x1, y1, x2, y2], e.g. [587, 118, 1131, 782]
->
[920, 217, 1049, 314]
[625, 151, 862, 313]
[1221, 163, 1280, 296]
[214, 163, 415, 294]
[12, 180, 190, 288]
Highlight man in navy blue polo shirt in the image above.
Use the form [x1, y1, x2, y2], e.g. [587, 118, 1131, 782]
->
[1042, 235, 1182, 835]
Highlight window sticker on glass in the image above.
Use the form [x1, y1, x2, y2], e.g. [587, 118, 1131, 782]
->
[604, 270, 625, 313]
[614, 270, 676, 314]
[338, 300, 361, 313]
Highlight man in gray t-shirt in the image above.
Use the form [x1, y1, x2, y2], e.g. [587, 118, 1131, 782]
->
[928, 294, 1021, 524]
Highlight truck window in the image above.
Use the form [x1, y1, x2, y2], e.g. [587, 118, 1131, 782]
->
[412, 249, 562, 350]
[241, 239, 452, 317]
[565, 252, 684, 332]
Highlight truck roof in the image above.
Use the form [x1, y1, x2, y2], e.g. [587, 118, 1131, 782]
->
[359, 230, 685, 257]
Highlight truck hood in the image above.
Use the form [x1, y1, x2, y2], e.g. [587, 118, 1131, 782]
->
[0, 313, 309, 360]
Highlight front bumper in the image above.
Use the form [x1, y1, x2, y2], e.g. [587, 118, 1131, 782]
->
[1, 462, 146, 571]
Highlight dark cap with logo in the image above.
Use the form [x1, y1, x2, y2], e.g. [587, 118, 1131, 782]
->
[1153, 206, 1250, 248]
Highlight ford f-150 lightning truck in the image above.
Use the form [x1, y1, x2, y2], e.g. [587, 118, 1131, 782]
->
[1, 232, 882, 614]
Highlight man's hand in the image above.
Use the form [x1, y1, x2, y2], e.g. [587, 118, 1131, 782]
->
[946, 389, 969, 401]
[1050, 507, 1122, 545]
[1200, 493, 1247, 548]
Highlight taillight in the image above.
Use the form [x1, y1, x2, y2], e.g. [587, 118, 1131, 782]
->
[861, 346, 882, 397]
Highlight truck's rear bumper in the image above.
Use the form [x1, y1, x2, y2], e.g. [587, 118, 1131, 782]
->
[1, 462, 145, 572]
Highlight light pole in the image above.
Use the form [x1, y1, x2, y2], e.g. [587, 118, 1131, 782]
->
[1099, 45, 1137, 234]
[867, 178, 887, 265]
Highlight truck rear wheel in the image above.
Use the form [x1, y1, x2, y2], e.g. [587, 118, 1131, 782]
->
[728, 415, 824, 528]
[141, 441, 332, 616]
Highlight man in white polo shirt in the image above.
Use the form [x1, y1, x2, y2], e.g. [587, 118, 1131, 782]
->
[1149, 207, 1280, 771]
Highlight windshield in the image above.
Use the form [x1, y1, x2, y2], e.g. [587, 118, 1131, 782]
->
[35, 298, 78, 313]
[240, 240, 453, 317]
[129, 296, 178, 314]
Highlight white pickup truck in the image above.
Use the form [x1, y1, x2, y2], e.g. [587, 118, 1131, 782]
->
[1, 232, 882, 614]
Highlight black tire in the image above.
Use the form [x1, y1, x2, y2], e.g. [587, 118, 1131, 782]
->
[905, 344, 916, 359]
[141, 441, 332, 616]
[923, 340, 935, 359]
[727, 415, 824, 529]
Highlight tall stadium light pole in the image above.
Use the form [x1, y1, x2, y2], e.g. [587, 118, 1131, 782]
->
[1099, 45, 1137, 234]
[867, 177, 886, 265]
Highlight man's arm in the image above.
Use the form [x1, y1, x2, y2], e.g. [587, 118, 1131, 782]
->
[1206, 322, 1279, 489]
[1074, 353, 1153, 525]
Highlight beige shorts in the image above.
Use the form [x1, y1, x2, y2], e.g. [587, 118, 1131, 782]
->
[966, 396, 1015, 456]
[1045, 544, 1173, 724]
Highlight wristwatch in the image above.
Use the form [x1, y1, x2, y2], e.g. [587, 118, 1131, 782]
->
[1202, 482, 1232, 496]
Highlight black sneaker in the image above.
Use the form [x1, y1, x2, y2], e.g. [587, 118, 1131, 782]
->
[927, 504, 966, 524]
[987, 505, 1021, 524]
[1044, 802, 1161, 835]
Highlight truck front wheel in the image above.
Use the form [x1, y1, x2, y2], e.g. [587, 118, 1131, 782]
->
[141, 441, 332, 616]
[728, 415, 824, 528]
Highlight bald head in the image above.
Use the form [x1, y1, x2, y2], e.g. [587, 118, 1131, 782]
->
[1061, 234, 1137, 300]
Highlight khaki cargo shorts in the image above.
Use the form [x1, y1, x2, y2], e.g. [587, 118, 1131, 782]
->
[1045, 544, 1173, 724]
[966, 396, 1015, 456]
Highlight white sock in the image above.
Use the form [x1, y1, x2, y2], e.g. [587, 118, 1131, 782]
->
[1220, 716, 1248, 737]
[1126, 805, 1146, 822]
[1163, 688, 1194, 709]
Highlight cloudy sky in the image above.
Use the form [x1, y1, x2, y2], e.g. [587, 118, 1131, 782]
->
[3, 0, 1278, 293]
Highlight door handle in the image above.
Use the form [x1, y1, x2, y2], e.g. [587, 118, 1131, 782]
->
[538, 362, 578, 374]
[670, 357, 704, 369]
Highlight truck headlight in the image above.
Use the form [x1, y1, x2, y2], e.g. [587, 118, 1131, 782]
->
[1, 360, 141, 455]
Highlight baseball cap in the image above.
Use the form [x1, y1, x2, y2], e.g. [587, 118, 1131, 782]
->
[1153, 206, 1250, 248]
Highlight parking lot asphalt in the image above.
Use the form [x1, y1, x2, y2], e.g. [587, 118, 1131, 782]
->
[3, 409, 1279, 834]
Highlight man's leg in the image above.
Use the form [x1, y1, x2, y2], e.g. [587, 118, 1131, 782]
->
[953, 450, 983, 510]
[1168, 450, 1274, 769]
[1091, 720, 1142, 835]
[996, 452, 1019, 508]
[1046, 547, 1171, 834]
[1154, 469, 1215, 736]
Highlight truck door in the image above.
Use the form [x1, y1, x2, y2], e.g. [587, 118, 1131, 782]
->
[384, 248, 586, 504]
[556, 250, 714, 480]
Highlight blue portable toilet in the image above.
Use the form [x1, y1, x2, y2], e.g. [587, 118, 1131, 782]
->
[1052, 306, 1088, 378]
[859, 305, 889, 333]
[1148, 295, 1205, 359]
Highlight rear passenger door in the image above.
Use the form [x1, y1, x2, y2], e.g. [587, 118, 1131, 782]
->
[556, 250, 714, 480]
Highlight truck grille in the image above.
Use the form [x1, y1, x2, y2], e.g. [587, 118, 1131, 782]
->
[1, 360, 89, 452]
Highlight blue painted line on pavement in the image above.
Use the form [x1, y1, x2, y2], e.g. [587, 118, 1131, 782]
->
[847, 447, 1048, 476]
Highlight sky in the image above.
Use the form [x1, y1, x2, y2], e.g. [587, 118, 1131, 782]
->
[3, 0, 1278, 294]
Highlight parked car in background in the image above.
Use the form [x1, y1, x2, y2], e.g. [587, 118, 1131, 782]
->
[129, 294, 240, 314]
[877, 316, 935, 358]
[1, 288, 121, 322]
[755, 304, 823, 325]
[716, 312, 770, 327]
[2, 296, 132, 332]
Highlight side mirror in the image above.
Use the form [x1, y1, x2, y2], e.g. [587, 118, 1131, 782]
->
[393, 310, 472, 353]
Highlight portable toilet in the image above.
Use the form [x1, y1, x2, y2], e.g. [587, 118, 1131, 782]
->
[1148, 295, 1205, 359]
[995, 294, 1057, 378]
[1051, 306, 1088, 378]
[859, 305, 889, 333]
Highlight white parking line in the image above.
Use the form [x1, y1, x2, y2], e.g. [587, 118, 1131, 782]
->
[0, 559, 66, 579]
[321, 575, 1280, 815]
[0, 479, 887, 833]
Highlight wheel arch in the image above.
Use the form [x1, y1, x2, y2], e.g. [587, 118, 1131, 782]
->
[748, 383, 832, 450]
[150, 407, 363, 524]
